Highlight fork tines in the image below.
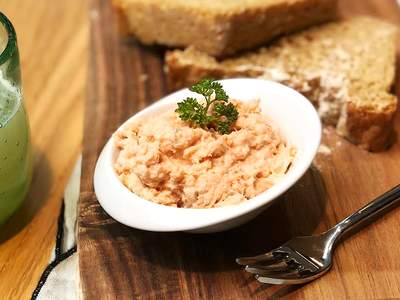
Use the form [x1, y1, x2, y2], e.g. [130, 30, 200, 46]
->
[236, 246, 319, 285]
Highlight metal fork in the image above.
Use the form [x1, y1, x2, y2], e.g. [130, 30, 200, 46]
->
[236, 184, 400, 285]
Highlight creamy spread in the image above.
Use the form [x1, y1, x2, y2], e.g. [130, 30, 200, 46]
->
[114, 100, 295, 208]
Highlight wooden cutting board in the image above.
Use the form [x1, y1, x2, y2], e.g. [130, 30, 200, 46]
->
[78, 0, 400, 298]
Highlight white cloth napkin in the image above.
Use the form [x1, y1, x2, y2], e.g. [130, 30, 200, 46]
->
[33, 157, 81, 300]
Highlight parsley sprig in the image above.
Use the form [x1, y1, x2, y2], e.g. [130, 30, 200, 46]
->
[175, 79, 239, 134]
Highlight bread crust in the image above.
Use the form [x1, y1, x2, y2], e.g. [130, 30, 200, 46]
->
[114, 0, 338, 57]
[339, 101, 397, 151]
[165, 54, 224, 91]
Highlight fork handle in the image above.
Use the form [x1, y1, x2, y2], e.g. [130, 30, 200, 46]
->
[329, 184, 400, 243]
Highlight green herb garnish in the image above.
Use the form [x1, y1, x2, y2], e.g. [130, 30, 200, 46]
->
[175, 79, 239, 134]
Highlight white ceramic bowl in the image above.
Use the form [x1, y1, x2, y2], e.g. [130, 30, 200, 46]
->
[94, 78, 321, 233]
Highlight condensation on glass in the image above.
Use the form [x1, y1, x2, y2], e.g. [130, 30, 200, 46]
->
[0, 13, 32, 225]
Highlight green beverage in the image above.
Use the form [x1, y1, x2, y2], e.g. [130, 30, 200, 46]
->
[0, 13, 32, 225]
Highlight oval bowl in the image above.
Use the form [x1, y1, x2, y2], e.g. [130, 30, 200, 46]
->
[94, 78, 321, 233]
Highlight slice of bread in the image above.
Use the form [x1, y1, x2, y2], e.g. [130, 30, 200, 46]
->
[113, 0, 338, 57]
[165, 17, 398, 151]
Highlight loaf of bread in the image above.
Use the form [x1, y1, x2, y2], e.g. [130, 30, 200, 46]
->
[113, 0, 338, 57]
[165, 17, 398, 151]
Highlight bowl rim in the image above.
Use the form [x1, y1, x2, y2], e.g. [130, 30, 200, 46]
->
[94, 78, 322, 232]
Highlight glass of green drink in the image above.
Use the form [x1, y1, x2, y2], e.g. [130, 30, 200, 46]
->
[0, 13, 32, 225]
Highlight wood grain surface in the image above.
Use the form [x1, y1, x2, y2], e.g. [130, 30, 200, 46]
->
[0, 1, 87, 299]
[79, 0, 400, 299]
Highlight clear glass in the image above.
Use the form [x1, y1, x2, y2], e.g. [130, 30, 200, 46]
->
[0, 13, 32, 225]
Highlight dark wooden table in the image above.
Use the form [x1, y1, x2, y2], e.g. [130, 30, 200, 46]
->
[78, 0, 400, 298]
